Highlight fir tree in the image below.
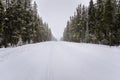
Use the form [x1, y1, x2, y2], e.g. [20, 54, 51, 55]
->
[88, 0, 96, 43]
[0, 0, 4, 47]
[103, 0, 114, 45]
[114, 0, 120, 45]
[96, 0, 104, 43]
[81, 6, 87, 42]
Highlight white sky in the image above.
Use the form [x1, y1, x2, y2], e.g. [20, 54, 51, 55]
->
[34, 0, 96, 39]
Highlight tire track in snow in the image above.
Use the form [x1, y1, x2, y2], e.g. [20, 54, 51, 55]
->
[46, 44, 55, 80]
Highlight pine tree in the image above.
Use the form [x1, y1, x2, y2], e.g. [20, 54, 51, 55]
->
[63, 21, 70, 41]
[88, 0, 96, 43]
[21, 0, 33, 44]
[114, 0, 120, 45]
[75, 4, 82, 42]
[3, 0, 25, 47]
[33, 1, 37, 16]
[102, 0, 114, 45]
[95, 0, 104, 43]
[31, 1, 38, 43]
[24, 0, 31, 10]
[0, 0, 4, 47]
[3, 3, 13, 47]
[81, 6, 87, 42]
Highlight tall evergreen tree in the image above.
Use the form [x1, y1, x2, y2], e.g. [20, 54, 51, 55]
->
[63, 21, 70, 41]
[0, 0, 4, 47]
[21, 0, 33, 44]
[103, 0, 114, 45]
[75, 4, 82, 42]
[88, 0, 96, 43]
[96, 0, 104, 43]
[81, 6, 87, 42]
[114, 0, 120, 45]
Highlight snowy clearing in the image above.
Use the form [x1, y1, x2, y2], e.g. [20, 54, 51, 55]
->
[0, 41, 120, 80]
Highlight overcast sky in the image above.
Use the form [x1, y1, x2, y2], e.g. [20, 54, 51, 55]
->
[35, 0, 96, 39]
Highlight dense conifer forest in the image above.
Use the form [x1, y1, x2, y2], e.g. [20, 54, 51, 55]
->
[0, 0, 54, 47]
[63, 0, 120, 46]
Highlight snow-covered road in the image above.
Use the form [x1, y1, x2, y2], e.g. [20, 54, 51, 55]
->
[0, 41, 120, 80]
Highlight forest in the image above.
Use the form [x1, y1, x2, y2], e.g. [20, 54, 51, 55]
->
[0, 0, 120, 48]
[63, 0, 120, 46]
[0, 0, 54, 48]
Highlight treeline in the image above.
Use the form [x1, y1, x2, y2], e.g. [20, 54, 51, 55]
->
[0, 0, 53, 48]
[63, 0, 120, 46]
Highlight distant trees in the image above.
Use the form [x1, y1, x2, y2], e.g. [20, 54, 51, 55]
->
[63, 0, 120, 46]
[0, 0, 53, 48]
[63, 5, 88, 43]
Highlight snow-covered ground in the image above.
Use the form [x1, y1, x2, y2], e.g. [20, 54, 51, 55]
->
[0, 41, 120, 80]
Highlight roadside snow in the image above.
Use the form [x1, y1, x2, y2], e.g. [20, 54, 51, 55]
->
[0, 41, 120, 80]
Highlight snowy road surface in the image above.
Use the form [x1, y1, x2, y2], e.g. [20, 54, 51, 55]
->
[0, 41, 120, 80]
